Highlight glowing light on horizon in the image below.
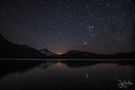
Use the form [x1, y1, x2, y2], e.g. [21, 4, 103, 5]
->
[56, 52, 64, 55]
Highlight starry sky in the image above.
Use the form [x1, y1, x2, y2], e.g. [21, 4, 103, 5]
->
[0, 0, 135, 54]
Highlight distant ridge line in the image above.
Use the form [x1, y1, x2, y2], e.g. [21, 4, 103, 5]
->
[0, 58, 135, 61]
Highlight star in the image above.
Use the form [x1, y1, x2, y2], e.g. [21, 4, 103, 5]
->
[116, 38, 125, 42]
[11, 7, 16, 10]
[66, 5, 70, 9]
[107, 3, 110, 7]
[31, 32, 35, 36]
[87, 25, 94, 32]
[86, 5, 89, 9]
[80, 22, 83, 26]
[39, 1, 44, 4]
[83, 42, 87, 46]
[86, 74, 89, 78]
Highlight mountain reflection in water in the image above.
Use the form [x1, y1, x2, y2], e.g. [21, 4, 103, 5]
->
[0, 60, 134, 90]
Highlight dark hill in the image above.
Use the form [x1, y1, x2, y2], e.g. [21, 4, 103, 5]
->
[59, 50, 98, 59]
[0, 33, 44, 58]
[58, 50, 135, 59]
[0, 33, 134, 59]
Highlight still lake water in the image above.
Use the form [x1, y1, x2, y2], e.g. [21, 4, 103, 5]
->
[0, 59, 134, 90]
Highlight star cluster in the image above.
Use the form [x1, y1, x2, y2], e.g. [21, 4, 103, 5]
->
[0, 0, 134, 54]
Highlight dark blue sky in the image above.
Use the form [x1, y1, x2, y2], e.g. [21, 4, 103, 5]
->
[0, 0, 135, 54]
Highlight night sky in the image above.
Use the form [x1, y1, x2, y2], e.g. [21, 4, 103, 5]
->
[0, 0, 135, 54]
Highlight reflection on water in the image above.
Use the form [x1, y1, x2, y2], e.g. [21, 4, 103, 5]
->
[0, 60, 134, 90]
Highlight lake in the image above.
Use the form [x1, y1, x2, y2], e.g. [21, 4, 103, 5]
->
[0, 59, 134, 90]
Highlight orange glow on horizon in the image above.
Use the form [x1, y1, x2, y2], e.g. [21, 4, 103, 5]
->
[55, 51, 66, 55]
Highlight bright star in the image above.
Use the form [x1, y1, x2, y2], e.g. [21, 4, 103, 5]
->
[86, 74, 89, 78]
[84, 42, 87, 46]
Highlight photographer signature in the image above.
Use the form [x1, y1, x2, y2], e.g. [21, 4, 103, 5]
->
[117, 80, 134, 88]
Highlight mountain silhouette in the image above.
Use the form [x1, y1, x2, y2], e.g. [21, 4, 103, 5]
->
[40, 48, 57, 56]
[0, 33, 44, 58]
[0, 33, 135, 59]
[58, 50, 98, 58]
[57, 50, 135, 59]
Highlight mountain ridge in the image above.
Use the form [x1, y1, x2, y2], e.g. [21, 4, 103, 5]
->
[0, 33, 135, 59]
[40, 48, 57, 56]
[0, 33, 44, 58]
